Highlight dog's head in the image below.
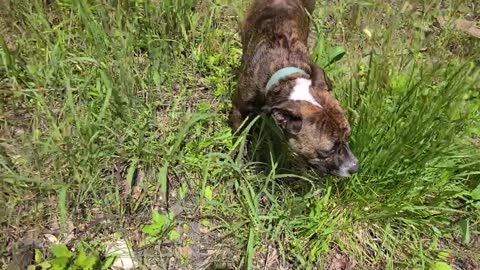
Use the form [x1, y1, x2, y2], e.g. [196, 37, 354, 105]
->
[266, 65, 359, 177]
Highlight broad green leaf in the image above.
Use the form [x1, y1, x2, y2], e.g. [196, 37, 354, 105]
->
[74, 250, 98, 269]
[471, 184, 480, 200]
[142, 223, 163, 235]
[142, 210, 170, 236]
[152, 210, 167, 225]
[38, 261, 52, 269]
[168, 229, 181, 241]
[431, 261, 452, 270]
[34, 249, 43, 263]
[325, 46, 346, 67]
[50, 257, 71, 270]
[50, 244, 73, 259]
[153, 211, 170, 227]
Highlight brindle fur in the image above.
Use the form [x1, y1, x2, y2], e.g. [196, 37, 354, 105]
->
[231, 0, 359, 176]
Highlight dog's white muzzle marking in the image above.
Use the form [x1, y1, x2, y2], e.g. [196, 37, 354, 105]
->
[290, 78, 322, 108]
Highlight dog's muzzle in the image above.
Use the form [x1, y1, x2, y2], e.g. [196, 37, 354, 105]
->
[308, 144, 360, 177]
[333, 145, 359, 177]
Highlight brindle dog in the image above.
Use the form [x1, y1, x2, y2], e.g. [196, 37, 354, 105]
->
[231, 0, 359, 177]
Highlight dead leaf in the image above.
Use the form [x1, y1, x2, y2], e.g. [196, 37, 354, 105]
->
[264, 246, 278, 269]
[44, 234, 59, 244]
[62, 221, 75, 245]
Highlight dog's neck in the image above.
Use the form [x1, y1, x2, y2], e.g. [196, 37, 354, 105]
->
[266, 67, 308, 91]
[265, 75, 322, 110]
[264, 66, 322, 108]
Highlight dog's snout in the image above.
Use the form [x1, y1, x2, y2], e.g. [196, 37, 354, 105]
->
[343, 145, 359, 174]
[333, 146, 359, 177]
[347, 159, 360, 174]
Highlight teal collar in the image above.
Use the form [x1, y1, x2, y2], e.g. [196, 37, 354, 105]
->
[266, 67, 309, 92]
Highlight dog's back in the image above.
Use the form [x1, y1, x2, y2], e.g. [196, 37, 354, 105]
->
[244, 0, 315, 14]
[241, 0, 315, 44]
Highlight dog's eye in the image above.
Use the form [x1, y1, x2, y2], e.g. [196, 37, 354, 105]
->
[318, 148, 335, 158]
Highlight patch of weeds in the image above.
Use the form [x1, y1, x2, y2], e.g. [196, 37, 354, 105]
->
[311, 24, 347, 70]
[141, 210, 177, 245]
[195, 28, 242, 98]
[28, 244, 113, 270]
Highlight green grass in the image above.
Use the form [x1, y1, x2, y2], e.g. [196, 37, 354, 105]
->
[1, 0, 479, 269]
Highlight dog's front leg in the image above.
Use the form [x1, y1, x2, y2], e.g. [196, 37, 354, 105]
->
[230, 104, 245, 132]
[230, 87, 258, 133]
[230, 98, 260, 161]
[229, 103, 250, 161]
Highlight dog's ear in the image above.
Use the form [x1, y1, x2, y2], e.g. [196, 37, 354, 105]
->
[271, 108, 303, 134]
[310, 63, 333, 91]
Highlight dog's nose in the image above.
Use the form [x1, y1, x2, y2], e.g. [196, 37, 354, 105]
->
[348, 160, 360, 174]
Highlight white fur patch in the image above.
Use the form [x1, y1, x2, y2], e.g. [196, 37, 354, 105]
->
[289, 78, 322, 108]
